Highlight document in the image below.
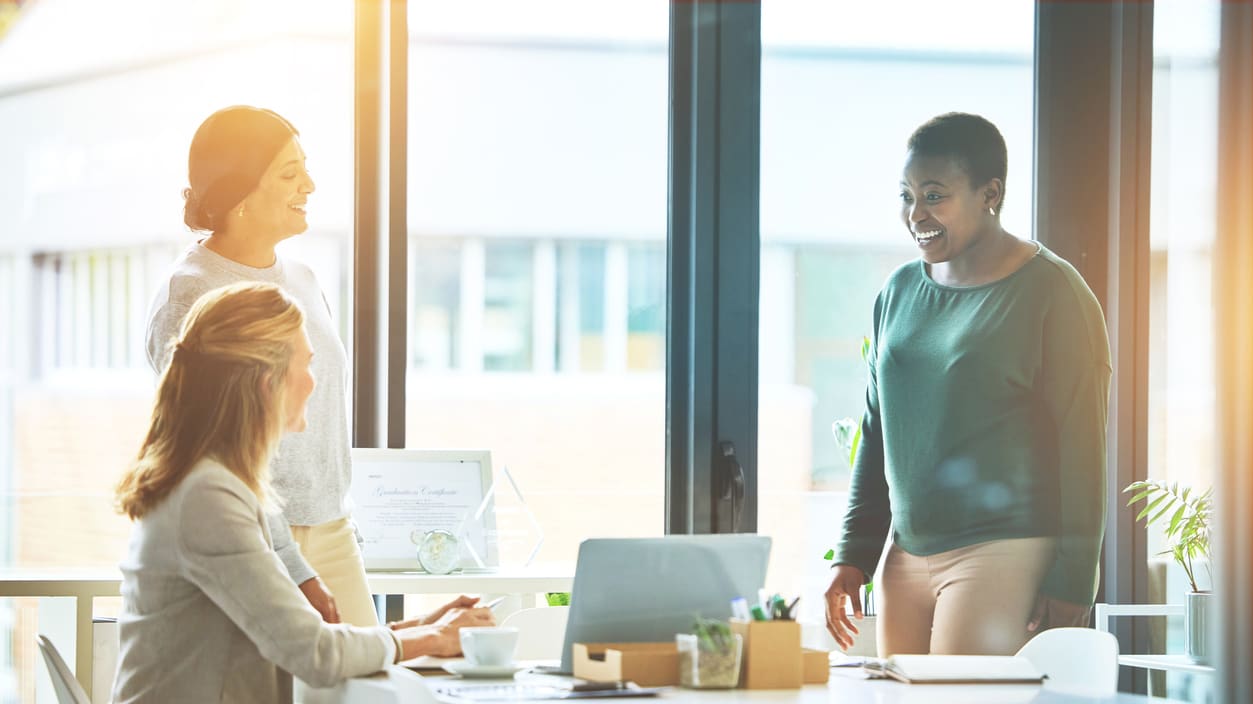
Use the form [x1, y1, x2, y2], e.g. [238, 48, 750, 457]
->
[349, 450, 494, 569]
[867, 654, 1045, 684]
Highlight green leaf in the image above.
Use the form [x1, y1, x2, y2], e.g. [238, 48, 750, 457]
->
[1124, 488, 1153, 506]
[1148, 498, 1176, 527]
[1136, 493, 1169, 522]
[546, 592, 571, 607]
[861, 337, 871, 362]
[1167, 504, 1187, 537]
[849, 425, 862, 468]
[823, 549, 834, 560]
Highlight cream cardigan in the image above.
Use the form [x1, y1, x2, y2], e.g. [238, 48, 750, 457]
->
[112, 458, 397, 703]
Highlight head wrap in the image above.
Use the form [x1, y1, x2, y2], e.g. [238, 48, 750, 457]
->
[184, 106, 298, 231]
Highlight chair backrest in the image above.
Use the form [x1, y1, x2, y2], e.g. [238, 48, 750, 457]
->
[1015, 627, 1119, 697]
[36, 635, 92, 704]
[499, 606, 570, 660]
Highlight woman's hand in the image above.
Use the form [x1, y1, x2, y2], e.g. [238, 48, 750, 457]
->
[394, 605, 496, 660]
[1027, 595, 1091, 632]
[824, 564, 867, 651]
[298, 577, 340, 624]
[387, 594, 481, 630]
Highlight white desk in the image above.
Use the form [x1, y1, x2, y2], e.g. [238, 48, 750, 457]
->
[0, 568, 572, 702]
[307, 666, 1191, 704]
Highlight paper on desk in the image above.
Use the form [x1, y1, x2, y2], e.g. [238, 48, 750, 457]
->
[399, 655, 461, 672]
[829, 652, 884, 668]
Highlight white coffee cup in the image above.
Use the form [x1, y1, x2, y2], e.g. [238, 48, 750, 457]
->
[460, 626, 519, 667]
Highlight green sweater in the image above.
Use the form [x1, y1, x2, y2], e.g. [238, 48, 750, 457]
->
[833, 245, 1111, 606]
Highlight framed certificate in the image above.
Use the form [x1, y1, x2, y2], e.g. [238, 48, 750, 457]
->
[349, 448, 497, 571]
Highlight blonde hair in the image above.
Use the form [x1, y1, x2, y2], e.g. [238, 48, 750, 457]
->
[116, 282, 304, 519]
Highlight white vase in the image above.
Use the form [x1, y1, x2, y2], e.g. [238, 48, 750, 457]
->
[1185, 590, 1213, 664]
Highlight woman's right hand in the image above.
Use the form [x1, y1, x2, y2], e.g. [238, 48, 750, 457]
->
[395, 606, 496, 660]
[824, 564, 867, 651]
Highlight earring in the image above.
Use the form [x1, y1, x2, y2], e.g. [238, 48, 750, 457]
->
[237, 204, 246, 217]
[988, 207, 995, 216]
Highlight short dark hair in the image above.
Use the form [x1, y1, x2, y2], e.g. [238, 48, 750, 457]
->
[907, 112, 1008, 213]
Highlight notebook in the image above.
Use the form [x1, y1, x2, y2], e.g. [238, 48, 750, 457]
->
[869, 654, 1045, 684]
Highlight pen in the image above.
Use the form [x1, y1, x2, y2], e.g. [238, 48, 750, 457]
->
[779, 596, 800, 621]
[483, 596, 507, 610]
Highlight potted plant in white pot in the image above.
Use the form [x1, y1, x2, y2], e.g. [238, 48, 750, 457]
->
[1124, 480, 1213, 664]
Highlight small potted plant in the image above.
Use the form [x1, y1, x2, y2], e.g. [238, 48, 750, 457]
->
[675, 617, 742, 688]
[1124, 480, 1213, 663]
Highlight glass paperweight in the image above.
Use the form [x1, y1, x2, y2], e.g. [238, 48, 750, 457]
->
[456, 464, 544, 569]
[414, 528, 460, 574]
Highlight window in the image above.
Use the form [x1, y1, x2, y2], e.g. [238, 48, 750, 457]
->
[0, 1, 353, 698]
[404, 0, 669, 570]
[1147, 1, 1220, 699]
[757, 0, 1035, 630]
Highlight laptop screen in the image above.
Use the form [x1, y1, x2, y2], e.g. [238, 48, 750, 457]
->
[557, 534, 772, 673]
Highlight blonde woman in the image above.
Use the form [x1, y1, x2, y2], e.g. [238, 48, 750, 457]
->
[114, 283, 493, 703]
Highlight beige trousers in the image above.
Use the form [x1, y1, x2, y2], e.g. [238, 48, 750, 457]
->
[290, 517, 378, 627]
[877, 537, 1055, 657]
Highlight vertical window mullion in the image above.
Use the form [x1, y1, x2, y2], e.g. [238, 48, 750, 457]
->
[667, 0, 761, 535]
[1215, 3, 1253, 700]
[1035, 2, 1153, 689]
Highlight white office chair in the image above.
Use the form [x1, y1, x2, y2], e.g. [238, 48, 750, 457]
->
[499, 605, 570, 660]
[36, 634, 93, 704]
[1015, 627, 1119, 697]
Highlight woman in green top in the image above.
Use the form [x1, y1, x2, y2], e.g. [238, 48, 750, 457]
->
[823, 113, 1111, 656]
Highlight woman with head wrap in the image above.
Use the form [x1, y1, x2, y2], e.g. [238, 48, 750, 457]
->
[146, 106, 397, 627]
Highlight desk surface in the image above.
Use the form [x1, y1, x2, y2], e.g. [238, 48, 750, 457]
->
[311, 667, 1189, 704]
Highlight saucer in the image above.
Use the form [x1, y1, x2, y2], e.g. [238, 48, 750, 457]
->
[442, 660, 527, 678]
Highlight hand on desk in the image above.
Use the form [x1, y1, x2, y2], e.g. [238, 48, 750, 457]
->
[1027, 594, 1091, 633]
[299, 576, 341, 624]
[388, 594, 481, 628]
[388, 595, 496, 660]
[824, 564, 867, 651]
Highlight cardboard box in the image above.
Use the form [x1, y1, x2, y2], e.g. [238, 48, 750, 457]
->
[730, 619, 803, 689]
[802, 648, 829, 684]
[572, 642, 679, 687]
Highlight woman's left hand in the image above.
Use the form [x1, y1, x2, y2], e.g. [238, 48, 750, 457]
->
[388, 594, 480, 629]
[1027, 595, 1091, 632]
[298, 577, 341, 624]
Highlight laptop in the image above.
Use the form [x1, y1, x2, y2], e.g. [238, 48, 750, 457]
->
[556, 534, 772, 674]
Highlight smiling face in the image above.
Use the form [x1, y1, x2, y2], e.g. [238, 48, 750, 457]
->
[282, 328, 316, 433]
[236, 137, 316, 240]
[899, 151, 1000, 265]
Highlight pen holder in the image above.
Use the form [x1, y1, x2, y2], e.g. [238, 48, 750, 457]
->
[675, 632, 743, 689]
[730, 618, 802, 689]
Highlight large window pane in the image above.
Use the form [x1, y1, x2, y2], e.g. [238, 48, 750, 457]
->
[1148, 1, 1220, 700]
[758, 0, 1035, 641]
[405, 1, 668, 570]
[0, 1, 352, 699]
